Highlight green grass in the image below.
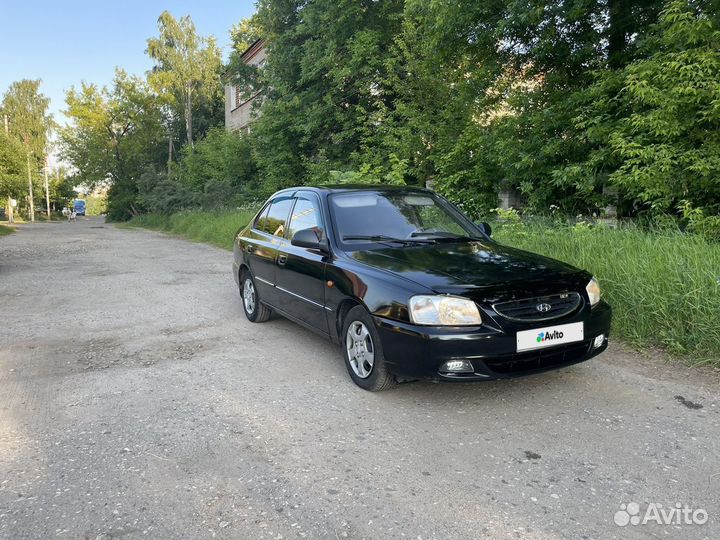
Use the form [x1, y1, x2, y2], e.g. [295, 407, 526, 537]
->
[494, 221, 720, 363]
[124, 209, 720, 363]
[0, 224, 15, 236]
[121, 209, 257, 250]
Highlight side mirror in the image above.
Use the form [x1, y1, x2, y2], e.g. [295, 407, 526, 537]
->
[477, 222, 492, 237]
[291, 228, 329, 253]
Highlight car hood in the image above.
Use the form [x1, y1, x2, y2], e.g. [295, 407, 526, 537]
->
[347, 240, 588, 301]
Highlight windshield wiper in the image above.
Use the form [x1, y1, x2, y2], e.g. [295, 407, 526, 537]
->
[342, 235, 435, 245]
[410, 231, 485, 242]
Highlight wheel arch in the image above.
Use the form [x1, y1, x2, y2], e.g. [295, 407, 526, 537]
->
[335, 298, 363, 342]
[238, 263, 250, 283]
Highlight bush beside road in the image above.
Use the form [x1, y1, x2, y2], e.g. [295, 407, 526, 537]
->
[122, 208, 257, 250]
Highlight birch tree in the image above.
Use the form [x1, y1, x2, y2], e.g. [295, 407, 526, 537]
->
[146, 11, 222, 149]
[1, 80, 52, 221]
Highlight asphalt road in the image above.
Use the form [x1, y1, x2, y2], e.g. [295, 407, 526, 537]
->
[1, 217, 718, 540]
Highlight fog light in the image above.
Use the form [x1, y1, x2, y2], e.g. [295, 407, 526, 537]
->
[593, 334, 605, 349]
[441, 359, 474, 373]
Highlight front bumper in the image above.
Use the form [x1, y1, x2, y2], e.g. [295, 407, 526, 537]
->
[375, 301, 612, 381]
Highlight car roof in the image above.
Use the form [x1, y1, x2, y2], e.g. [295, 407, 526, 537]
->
[274, 184, 433, 196]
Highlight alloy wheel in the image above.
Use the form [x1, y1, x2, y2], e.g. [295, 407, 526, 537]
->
[345, 320, 375, 378]
[243, 278, 256, 314]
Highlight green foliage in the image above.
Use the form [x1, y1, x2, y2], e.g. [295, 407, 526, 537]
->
[604, 1, 720, 212]
[147, 11, 223, 148]
[176, 128, 259, 202]
[123, 207, 258, 250]
[0, 131, 26, 197]
[0, 224, 15, 235]
[49, 168, 77, 210]
[58, 13, 227, 220]
[136, 167, 196, 214]
[60, 70, 167, 220]
[369, 0, 650, 214]
[106, 178, 142, 221]
[136, 128, 261, 214]
[315, 154, 408, 187]
[59, 1, 720, 231]
[84, 193, 108, 216]
[495, 220, 720, 360]
[1, 79, 53, 214]
[247, 0, 405, 192]
[679, 200, 720, 242]
[1, 79, 53, 164]
[229, 15, 263, 55]
[490, 207, 527, 238]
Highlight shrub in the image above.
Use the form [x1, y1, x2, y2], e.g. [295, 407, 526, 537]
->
[137, 167, 196, 214]
[176, 128, 259, 203]
[679, 201, 720, 243]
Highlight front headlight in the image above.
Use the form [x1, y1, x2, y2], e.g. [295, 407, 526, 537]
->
[408, 295, 483, 326]
[586, 277, 601, 307]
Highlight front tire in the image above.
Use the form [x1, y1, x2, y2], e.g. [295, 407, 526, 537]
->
[241, 272, 271, 322]
[341, 306, 396, 391]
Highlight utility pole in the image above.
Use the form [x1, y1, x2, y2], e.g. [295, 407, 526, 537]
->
[167, 132, 173, 175]
[44, 156, 51, 218]
[26, 151, 34, 222]
[5, 115, 12, 223]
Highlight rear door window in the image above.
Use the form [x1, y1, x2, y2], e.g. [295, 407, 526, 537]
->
[253, 203, 271, 231]
[257, 196, 294, 237]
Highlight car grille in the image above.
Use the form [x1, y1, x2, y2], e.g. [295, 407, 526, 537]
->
[483, 340, 592, 375]
[492, 292, 582, 322]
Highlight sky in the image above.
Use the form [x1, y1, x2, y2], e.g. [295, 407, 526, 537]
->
[0, 0, 257, 126]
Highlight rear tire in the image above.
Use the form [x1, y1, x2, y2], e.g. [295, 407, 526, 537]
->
[341, 306, 396, 391]
[241, 272, 272, 322]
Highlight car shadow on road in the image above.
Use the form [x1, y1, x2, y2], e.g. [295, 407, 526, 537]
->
[264, 313, 594, 407]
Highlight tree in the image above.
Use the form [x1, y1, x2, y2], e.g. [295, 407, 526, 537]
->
[229, 14, 263, 55]
[146, 11, 222, 149]
[48, 166, 76, 211]
[245, 0, 406, 191]
[225, 15, 265, 104]
[0, 132, 26, 221]
[368, 0, 668, 214]
[601, 0, 720, 212]
[177, 127, 259, 203]
[59, 70, 166, 220]
[1, 79, 52, 221]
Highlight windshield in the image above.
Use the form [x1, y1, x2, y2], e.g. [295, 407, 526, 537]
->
[328, 191, 480, 249]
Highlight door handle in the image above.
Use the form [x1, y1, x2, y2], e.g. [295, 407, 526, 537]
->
[277, 254, 288, 266]
[246, 244, 256, 253]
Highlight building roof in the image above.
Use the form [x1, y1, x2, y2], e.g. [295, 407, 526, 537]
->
[239, 38, 265, 63]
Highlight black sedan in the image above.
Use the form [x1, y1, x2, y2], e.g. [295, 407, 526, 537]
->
[233, 186, 611, 391]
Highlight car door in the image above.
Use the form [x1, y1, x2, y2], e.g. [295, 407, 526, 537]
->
[274, 192, 330, 334]
[245, 194, 295, 307]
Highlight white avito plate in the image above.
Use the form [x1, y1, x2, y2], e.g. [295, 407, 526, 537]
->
[516, 321, 584, 352]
